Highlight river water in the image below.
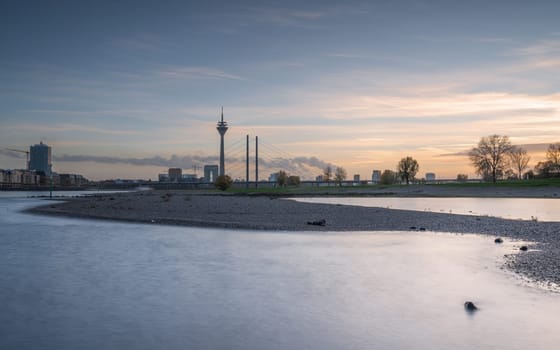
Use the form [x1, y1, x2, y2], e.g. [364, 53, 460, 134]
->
[295, 197, 560, 222]
[1, 192, 559, 350]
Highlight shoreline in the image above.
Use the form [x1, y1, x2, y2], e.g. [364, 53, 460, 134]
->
[26, 188, 560, 289]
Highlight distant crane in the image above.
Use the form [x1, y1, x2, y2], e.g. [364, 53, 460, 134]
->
[4, 148, 29, 170]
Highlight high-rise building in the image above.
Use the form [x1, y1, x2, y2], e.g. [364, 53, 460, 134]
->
[204, 165, 219, 183]
[29, 141, 52, 175]
[372, 170, 381, 183]
[168, 168, 182, 182]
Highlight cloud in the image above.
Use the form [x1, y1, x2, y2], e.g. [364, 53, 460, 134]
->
[513, 39, 560, 56]
[159, 66, 244, 81]
[312, 92, 560, 120]
[0, 149, 26, 159]
[53, 154, 220, 168]
[49, 153, 334, 179]
[290, 11, 325, 20]
[437, 143, 551, 158]
[3, 123, 143, 136]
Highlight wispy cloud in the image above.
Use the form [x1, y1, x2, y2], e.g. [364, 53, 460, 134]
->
[471, 37, 512, 43]
[159, 66, 244, 81]
[513, 39, 560, 56]
[289, 11, 325, 20]
[4, 123, 143, 136]
[246, 6, 326, 27]
[312, 92, 560, 119]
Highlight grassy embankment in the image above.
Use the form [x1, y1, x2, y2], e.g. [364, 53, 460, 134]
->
[221, 178, 560, 196]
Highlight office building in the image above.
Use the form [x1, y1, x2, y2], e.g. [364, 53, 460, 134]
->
[372, 170, 381, 183]
[168, 168, 182, 182]
[204, 165, 219, 182]
[29, 141, 52, 175]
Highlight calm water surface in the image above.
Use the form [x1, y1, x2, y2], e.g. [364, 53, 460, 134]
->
[295, 197, 560, 222]
[1, 192, 559, 350]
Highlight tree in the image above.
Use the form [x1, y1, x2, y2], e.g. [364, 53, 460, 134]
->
[379, 170, 397, 185]
[334, 166, 347, 186]
[397, 156, 419, 185]
[214, 175, 233, 191]
[323, 166, 333, 186]
[288, 175, 300, 186]
[276, 170, 288, 187]
[535, 161, 556, 178]
[546, 142, 560, 175]
[509, 146, 531, 180]
[468, 135, 513, 183]
[456, 174, 468, 182]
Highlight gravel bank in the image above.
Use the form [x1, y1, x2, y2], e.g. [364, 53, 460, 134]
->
[27, 189, 560, 289]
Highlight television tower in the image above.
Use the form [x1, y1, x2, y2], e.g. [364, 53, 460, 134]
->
[216, 107, 228, 176]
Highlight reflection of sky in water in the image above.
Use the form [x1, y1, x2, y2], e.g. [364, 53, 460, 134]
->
[295, 197, 560, 222]
[1, 195, 559, 349]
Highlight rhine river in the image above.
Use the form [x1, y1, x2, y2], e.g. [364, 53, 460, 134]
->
[1, 192, 559, 350]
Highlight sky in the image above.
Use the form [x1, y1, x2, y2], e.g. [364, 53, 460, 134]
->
[1, 0, 559, 181]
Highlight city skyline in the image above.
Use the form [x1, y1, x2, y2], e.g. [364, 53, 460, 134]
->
[1, 0, 559, 180]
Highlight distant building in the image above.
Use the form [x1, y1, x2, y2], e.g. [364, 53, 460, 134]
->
[182, 173, 197, 182]
[0, 169, 42, 185]
[29, 141, 52, 175]
[59, 173, 88, 186]
[425, 173, 436, 182]
[204, 165, 219, 182]
[315, 175, 324, 182]
[158, 174, 169, 182]
[372, 170, 381, 183]
[353, 174, 360, 183]
[168, 168, 182, 183]
[269, 172, 279, 182]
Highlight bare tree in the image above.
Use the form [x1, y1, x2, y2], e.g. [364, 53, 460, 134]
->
[509, 146, 531, 180]
[323, 166, 332, 186]
[469, 135, 513, 183]
[276, 170, 288, 187]
[546, 142, 560, 174]
[334, 166, 347, 186]
[397, 156, 419, 184]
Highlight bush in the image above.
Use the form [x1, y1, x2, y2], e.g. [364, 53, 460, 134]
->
[214, 175, 233, 191]
[288, 175, 300, 186]
[380, 170, 397, 185]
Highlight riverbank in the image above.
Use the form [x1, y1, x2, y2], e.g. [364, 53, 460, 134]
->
[27, 188, 560, 289]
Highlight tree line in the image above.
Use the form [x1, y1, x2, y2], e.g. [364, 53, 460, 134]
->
[469, 135, 560, 183]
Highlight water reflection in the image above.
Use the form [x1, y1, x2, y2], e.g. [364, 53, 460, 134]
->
[1, 194, 559, 350]
[294, 197, 560, 222]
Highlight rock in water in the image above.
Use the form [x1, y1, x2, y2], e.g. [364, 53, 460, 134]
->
[464, 301, 478, 311]
[494, 237, 503, 243]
